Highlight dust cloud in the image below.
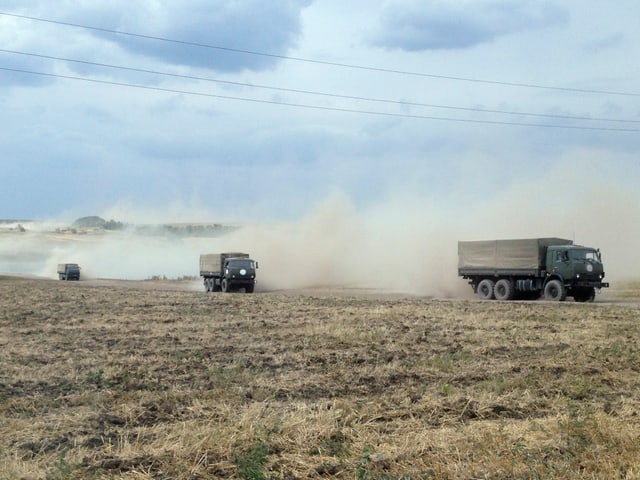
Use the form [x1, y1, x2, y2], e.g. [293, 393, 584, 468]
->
[227, 192, 466, 296]
[1, 153, 638, 296]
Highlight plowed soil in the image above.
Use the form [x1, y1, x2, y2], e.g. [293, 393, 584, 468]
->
[1, 276, 639, 479]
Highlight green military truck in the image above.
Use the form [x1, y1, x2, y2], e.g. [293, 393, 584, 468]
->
[458, 238, 609, 302]
[57, 263, 81, 281]
[199, 252, 258, 293]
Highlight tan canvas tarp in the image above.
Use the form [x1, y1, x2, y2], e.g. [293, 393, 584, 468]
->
[458, 238, 572, 270]
[200, 252, 249, 273]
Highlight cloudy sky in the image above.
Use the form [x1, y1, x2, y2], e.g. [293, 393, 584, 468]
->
[1, 0, 639, 225]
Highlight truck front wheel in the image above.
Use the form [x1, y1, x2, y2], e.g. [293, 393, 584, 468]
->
[477, 279, 495, 300]
[573, 287, 595, 302]
[221, 278, 231, 293]
[494, 279, 514, 301]
[544, 280, 567, 301]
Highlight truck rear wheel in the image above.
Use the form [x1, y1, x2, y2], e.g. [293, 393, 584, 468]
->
[494, 279, 514, 301]
[544, 280, 566, 301]
[477, 279, 495, 300]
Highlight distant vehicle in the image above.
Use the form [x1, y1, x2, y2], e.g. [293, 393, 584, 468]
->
[458, 238, 609, 302]
[199, 252, 258, 293]
[57, 263, 81, 281]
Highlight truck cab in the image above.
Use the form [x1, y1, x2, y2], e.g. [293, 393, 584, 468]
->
[223, 257, 258, 293]
[545, 246, 608, 301]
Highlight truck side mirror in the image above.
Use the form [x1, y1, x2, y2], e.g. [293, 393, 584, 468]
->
[255, 262, 259, 269]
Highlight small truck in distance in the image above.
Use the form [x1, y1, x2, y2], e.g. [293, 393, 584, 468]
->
[458, 238, 609, 302]
[57, 263, 81, 281]
[199, 252, 258, 293]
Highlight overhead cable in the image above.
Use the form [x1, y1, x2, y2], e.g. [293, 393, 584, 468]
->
[2, 49, 639, 125]
[1, 10, 639, 98]
[1, 66, 637, 132]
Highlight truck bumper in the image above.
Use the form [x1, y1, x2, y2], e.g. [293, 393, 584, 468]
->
[573, 281, 609, 289]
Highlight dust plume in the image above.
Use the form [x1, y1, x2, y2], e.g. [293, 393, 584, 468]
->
[227, 192, 465, 296]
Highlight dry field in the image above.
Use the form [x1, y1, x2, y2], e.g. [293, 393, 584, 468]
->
[1, 276, 639, 479]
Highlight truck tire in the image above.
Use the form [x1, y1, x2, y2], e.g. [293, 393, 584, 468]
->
[245, 285, 254, 293]
[477, 279, 495, 300]
[544, 280, 566, 301]
[573, 287, 595, 302]
[494, 279, 514, 301]
[221, 278, 231, 293]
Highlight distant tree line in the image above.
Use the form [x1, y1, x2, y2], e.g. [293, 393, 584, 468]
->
[71, 216, 237, 237]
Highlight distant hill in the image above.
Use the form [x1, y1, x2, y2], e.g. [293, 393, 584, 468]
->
[72, 216, 126, 230]
[72, 216, 107, 228]
[70, 216, 235, 237]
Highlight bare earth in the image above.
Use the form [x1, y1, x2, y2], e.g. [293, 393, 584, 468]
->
[1, 276, 639, 479]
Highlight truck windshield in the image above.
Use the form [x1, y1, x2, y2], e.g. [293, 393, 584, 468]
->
[569, 249, 600, 262]
[229, 259, 254, 269]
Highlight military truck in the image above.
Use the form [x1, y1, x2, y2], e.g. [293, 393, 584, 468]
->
[57, 263, 81, 281]
[199, 252, 258, 293]
[458, 238, 609, 302]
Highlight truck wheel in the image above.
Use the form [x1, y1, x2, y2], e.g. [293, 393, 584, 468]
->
[574, 287, 595, 302]
[245, 285, 254, 293]
[221, 278, 231, 293]
[544, 280, 566, 301]
[477, 279, 495, 300]
[494, 279, 514, 301]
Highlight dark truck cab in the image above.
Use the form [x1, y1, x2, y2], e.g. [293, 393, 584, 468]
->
[545, 245, 608, 301]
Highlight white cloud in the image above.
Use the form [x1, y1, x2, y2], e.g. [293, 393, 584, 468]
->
[369, 0, 568, 51]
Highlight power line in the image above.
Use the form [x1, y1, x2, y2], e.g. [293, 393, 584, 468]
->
[1, 66, 638, 132]
[2, 10, 639, 98]
[2, 49, 639, 125]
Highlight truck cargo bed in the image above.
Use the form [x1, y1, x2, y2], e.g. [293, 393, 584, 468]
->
[458, 238, 572, 272]
[199, 252, 249, 276]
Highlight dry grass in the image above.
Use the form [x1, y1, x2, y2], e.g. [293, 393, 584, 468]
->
[1, 276, 640, 479]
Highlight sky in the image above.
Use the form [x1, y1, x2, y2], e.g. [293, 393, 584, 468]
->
[1, 1, 640, 288]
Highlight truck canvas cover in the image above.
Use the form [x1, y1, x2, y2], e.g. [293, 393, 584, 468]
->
[199, 252, 249, 274]
[458, 238, 573, 270]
